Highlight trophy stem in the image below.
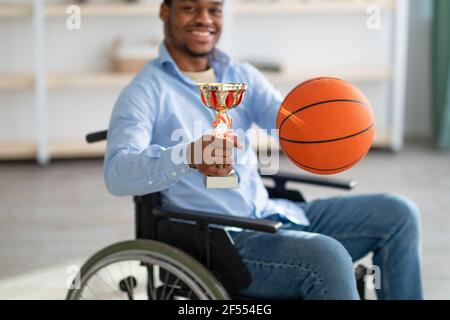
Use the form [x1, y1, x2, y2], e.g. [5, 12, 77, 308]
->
[212, 113, 233, 138]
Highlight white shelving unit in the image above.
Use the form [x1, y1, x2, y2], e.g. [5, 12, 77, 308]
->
[0, 0, 409, 163]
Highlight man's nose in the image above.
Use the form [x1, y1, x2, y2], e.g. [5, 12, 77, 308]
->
[194, 8, 213, 25]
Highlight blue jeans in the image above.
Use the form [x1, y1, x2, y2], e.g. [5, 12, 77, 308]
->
[228, 193, 423, 300]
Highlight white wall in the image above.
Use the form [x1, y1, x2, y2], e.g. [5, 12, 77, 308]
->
[404, 0, 433, 140]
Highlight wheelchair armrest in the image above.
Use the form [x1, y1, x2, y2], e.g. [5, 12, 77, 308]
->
[86, 130, 107, 143]
[153, 207, 282, 234]
[261, 172, 357, 190]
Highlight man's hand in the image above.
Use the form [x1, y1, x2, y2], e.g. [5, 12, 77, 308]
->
[187, 134, 243, 177]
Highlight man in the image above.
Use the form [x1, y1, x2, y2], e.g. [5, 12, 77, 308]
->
[105, 0, 423, 299]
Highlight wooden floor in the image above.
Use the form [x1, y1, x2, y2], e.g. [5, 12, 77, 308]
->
[0, 141, 449, 299]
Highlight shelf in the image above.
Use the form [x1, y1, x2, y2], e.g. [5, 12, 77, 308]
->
[44, 66, 391, 90]
[233, 0, 395, 15]
[45, 3, 159, 18]
[0, 141, 36, 160]
[0, 74, 34, 89]
[262, 65, 393, 84]
[0, 64, 392, 91]
[46, 0, 394, 17]
[0, 4, 30, 18]
[47, 72, 135, 89]
[0, 73, 134, 90]
[0, 0, 394, 19]
[0, 2, 159, 19]
[49, 140, 106, 158]
[0, 67, 391, 91]
[0, 140, 106, 160]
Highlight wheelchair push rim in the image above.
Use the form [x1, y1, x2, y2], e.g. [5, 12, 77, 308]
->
[66, 239, 230, 300]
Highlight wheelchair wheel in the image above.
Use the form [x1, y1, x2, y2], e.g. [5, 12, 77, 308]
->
[66, 239, 229, 300]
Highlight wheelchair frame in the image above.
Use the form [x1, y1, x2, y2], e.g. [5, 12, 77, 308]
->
[87, 130, 367, 299]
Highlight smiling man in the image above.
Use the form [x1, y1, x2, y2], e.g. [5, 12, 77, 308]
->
[104, 0, 423, 300]
[162, 0, 223, 63]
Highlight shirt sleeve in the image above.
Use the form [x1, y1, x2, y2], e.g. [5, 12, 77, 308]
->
[104, 81, 194, 197]
[244, 63, 284, 133]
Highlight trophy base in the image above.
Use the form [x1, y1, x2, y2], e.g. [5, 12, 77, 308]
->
[204, 172, 238, 189]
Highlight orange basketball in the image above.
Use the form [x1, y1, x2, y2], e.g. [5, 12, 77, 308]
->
[276, 77, 375, 175]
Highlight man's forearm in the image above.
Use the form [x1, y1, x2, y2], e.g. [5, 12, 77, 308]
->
[104, 143, 193, 196]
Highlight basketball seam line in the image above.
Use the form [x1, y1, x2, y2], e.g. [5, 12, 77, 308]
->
[279, 99, 370, 130]
[286, 152, 367, 172]
[279, 123, 374, 144]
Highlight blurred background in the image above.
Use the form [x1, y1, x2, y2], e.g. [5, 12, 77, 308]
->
[0, 0, 449, 299]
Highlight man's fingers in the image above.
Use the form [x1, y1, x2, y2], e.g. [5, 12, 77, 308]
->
[204, 146, 232, 165]
[212, 135, 243, 150]
[223, 156, 233, 165]
[195, 134, 242, 168]
[209, 154, 233, 165]
[211, 147, 232, 158]
[203, 164, 233, 177]
[211, 136, 231, 149]
[230, 134, 243, 149]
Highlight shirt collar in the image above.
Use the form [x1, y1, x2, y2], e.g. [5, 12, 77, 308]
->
[157, 41, 231, 83]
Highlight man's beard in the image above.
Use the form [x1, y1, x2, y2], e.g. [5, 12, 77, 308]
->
[185, 45, 212, 58]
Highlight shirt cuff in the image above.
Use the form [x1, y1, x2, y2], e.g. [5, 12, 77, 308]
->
[161, 142, 195, 182]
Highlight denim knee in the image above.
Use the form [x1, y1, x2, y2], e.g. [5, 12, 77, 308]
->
[300, 234, 358, 299]
[382, 193, 421, 229]
[378, 193, 421, 237]
[303, 234, 355, 276]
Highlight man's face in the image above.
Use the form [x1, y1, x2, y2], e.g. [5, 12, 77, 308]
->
[161, 0, 223, 57]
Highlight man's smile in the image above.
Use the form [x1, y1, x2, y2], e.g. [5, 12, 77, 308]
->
[187, 27, 217, 43]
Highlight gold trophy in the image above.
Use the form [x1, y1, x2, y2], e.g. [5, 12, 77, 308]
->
[196, 82, 247, 189]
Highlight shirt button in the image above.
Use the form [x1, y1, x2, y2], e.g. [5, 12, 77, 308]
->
[181, 168, 186, 173]
[148, 181, 153, 185]
[172, 171, 177, 177]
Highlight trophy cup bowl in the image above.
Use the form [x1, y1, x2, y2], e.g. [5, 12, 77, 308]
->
[197, 82, 247, 137]
[196, 82, 248, 189]
[197, 82, 247, 112]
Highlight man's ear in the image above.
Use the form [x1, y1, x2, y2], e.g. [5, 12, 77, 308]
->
[159, 3, 169, 22]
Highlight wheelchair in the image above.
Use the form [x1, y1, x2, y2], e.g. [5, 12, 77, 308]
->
[66, 130, 368, 300]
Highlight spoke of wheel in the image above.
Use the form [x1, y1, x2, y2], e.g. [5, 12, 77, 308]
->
[85, 282, 101, 300]
[127, 260, 135, 299]
[159, 268, 171, 300]
[94, 272, 124, 300]
[104, 266, 118, 293]
[163, 277, 180, 300]
[101, 265, 124, 300]
[147, 265, 156, 300]
[186, 289, 193, 300]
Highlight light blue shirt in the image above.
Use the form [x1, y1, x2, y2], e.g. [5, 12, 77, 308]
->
[104, 42, 309, 226]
